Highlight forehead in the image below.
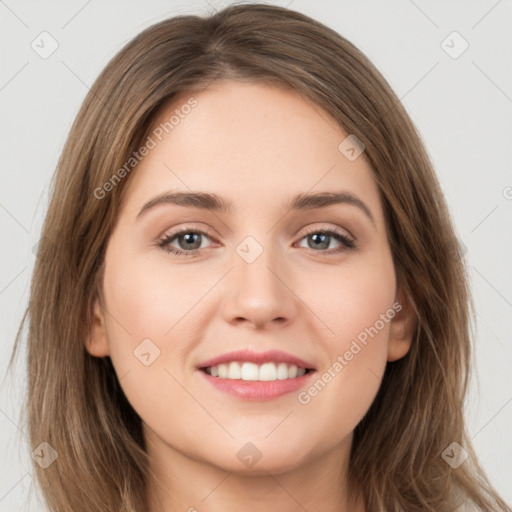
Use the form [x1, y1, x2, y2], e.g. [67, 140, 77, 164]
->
[120, 79, 382, 221]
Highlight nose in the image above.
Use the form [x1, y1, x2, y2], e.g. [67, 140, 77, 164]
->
[221, 244, 297, 330]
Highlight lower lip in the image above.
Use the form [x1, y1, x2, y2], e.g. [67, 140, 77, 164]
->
[198, 369, 315, 401]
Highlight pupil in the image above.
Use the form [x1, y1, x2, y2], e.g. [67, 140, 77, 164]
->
[310, 233, 329, 250]
[181, 233, 200, 250]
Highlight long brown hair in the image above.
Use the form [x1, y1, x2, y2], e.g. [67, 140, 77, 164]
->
[11, 3, 510, 511]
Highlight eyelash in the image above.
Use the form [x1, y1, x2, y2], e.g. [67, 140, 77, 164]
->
[156, 225, 356, 258]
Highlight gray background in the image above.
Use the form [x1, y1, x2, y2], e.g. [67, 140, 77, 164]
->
[1, 0, 511, 509]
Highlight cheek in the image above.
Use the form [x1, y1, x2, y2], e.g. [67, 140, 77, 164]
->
[293, 251, 395, 434]
[102, 248, 213, 353]
[99, 257, 198, 431]
[303, 248, 396, 349]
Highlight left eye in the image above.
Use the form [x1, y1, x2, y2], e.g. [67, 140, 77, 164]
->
[296, 230, 355, 252]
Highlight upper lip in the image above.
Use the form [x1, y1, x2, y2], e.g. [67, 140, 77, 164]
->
[197, 349, 315, 370]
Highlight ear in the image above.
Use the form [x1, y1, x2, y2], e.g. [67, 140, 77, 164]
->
[387, 287, 417, 362]
[85, 298, 110, 357]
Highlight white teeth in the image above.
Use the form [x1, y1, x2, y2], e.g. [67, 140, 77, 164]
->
[204, 361, 309, 381]
[228, 361, 241, 379]
[240, 362, 259, 380]
[218, 363, 228, 378]
[259, 362, 276, 381]
[276, 362, 289, 380]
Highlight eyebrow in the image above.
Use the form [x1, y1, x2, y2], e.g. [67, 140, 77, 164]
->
[136, 190, 375, 224]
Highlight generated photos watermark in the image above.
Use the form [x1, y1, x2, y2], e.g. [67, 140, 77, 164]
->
[297, 301, 402, 405]
[93, 97, 198, 200]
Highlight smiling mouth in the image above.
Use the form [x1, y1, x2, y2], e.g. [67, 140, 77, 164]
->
[200, 361, 314, 381]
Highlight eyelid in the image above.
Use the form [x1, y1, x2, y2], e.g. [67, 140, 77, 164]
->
[298, 223, 354, 241]
[159, 224, 217, 241]
[158, 222, 354, 244]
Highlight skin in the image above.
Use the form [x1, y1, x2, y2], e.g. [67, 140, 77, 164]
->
[86, 79, 415, 512]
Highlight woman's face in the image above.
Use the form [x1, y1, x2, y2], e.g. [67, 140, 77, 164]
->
[87, 79, 412, 475]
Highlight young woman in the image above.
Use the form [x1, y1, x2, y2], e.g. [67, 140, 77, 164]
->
[12, 3, 510, 511]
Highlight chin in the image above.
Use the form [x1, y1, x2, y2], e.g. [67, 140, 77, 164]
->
[209, 438, 312, 476]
